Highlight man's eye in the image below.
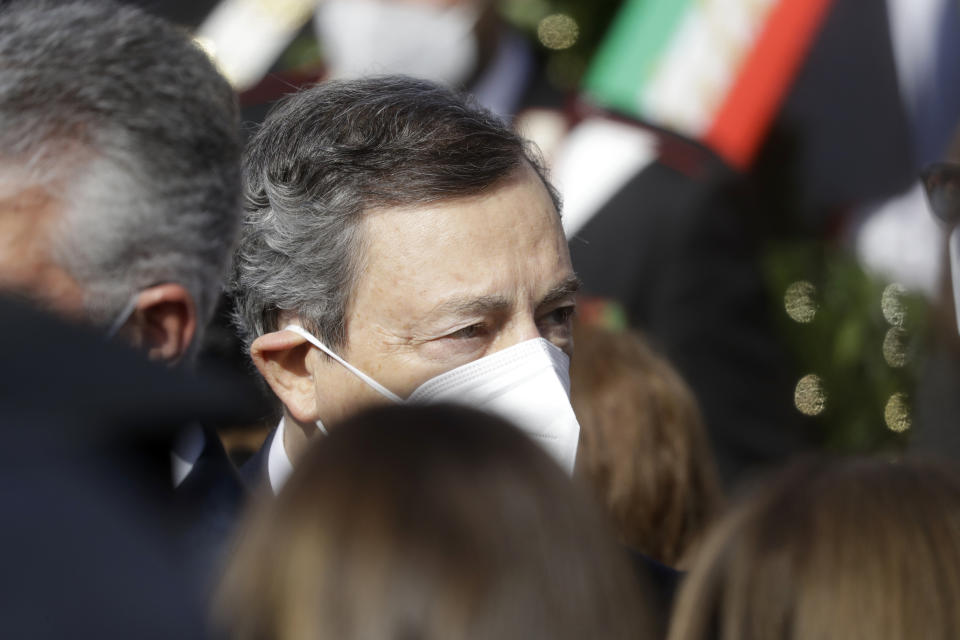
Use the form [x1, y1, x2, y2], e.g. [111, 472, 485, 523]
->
[448, 323, 487, 339]
[546, 305, 576, 325]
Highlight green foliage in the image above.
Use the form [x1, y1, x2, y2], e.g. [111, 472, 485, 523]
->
[763, 242, 930, 453]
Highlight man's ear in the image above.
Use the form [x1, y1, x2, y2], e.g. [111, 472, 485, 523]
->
[250, 329, 319, 423]
[127, 283, 196, 364]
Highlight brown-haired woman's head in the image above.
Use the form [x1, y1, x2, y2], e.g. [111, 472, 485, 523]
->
[215, 403, 653, 640]
[669, 456, 960, 640]
[571, 320, 723, 568]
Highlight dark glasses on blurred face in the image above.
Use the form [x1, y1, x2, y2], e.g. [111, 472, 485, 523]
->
[921, 162, 960, 224]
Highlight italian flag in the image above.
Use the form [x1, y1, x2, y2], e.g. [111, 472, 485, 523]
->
[583, 0, 834, 170]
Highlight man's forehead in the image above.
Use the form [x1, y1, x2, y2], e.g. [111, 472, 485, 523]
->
[360, 168, 561, 259]
[363, 163, 557, 228]
[349, 165, 571, 322]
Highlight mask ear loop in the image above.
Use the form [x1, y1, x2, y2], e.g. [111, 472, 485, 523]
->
[105, 293, 141, 340]
[283, 324, 403, 403]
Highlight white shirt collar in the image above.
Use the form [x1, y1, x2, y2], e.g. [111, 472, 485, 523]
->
[170, 423, 206, 488]
[267, 417, 294, 494]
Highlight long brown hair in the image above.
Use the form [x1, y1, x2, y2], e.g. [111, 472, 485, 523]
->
[571, 321, 723, 567]
[669, 456, 960, 640]
[215, 404, 653, 640]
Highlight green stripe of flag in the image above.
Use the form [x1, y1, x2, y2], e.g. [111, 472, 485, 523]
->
[583, 0, 693, 117]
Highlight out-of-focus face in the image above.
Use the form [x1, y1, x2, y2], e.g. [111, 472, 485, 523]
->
[0, 183, 86, 316]
[309, 163, 578, 426]
[315, 0, 498, 88]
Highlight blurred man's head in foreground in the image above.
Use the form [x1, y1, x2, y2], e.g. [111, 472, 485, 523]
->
[0, 0, 241, 363]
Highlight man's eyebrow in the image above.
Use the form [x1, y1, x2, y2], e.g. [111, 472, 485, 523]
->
[429, 294, 512, 319]
[426, 275, 581, 321]
[537, 275, 582, 309]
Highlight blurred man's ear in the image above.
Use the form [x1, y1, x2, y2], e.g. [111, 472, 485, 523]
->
[250, 329, 319, 422]
[124, 283, 196, 364]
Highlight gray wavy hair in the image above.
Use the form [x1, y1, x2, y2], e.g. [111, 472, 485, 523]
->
[0, 0, 242, 347]
[232, 75, 560, 353]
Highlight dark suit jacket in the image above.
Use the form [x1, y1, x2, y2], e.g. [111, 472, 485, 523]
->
[0, 297, 259, 638]
[174, 426, 248, 590]
[239, 425, 276, 491]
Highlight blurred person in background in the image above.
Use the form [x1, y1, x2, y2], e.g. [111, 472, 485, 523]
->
[0, 0, 245, 568]
[313, 0, 555, 120]
[571, 314, 723, 569]
[554, 0, 957, 486]
[913, 147, 960, 458]
[668, 456, 960, 640]
[161, 0, 562, 129]
[231, 75, 581, 491]
[215, 404, 655, 640]
[558, 128, 809, 488]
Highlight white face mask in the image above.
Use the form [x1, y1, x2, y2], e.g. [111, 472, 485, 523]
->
[284, 324, 581, 474]
[314, 0, 481, 87]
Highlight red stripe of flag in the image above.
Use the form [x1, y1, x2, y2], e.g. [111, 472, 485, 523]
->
[704, 0, 834, 170]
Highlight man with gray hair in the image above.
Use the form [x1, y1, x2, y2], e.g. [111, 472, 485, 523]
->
[0, 0, 244, 536]
[233, 75, 582, 491]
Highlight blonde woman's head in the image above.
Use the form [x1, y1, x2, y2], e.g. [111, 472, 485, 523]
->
[216, 403, 654, 640]
[669, 456, 960, 640]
